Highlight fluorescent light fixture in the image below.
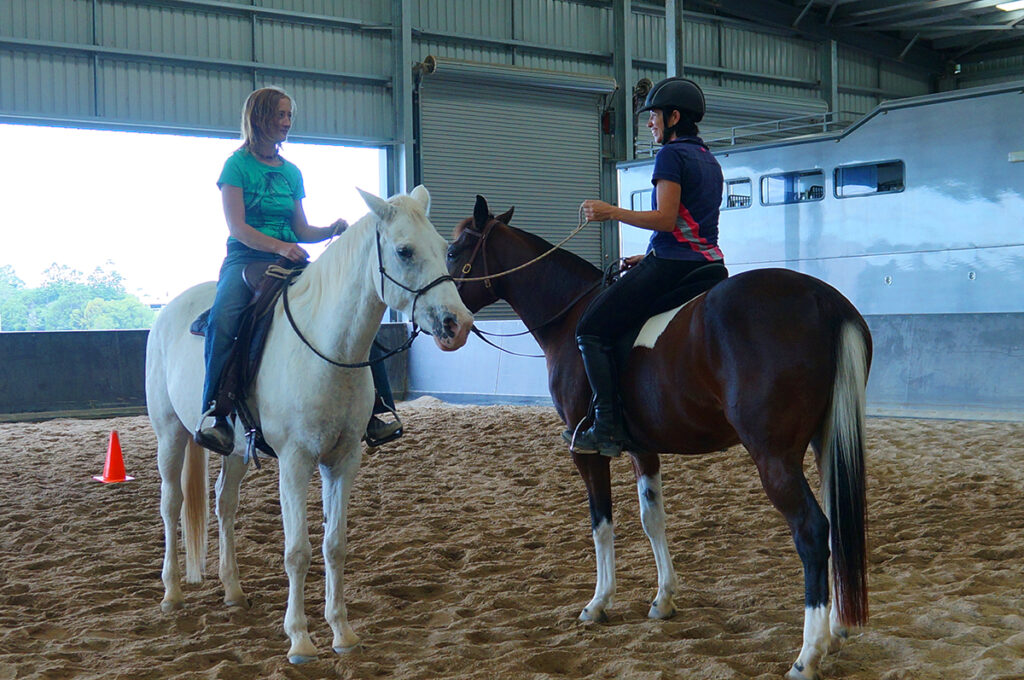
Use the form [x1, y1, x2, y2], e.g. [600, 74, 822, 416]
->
[997, 1, 1024, 10]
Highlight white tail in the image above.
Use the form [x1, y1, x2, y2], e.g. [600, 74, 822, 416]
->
[181, 440, 209, 583]
[821, 320, 869, 627]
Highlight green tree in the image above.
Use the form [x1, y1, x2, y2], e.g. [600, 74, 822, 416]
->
[86, 265, 126, 300]
[82, 296, 155, 329]
[0, 265, 24, 302]
[0, 263, 155, 331]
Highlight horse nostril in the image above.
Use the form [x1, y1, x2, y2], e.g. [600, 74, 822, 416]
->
[441, 313, 458, 340]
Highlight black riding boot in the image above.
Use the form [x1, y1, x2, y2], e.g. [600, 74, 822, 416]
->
[195, 410, 235, 455]
[564, 335, 626, 457]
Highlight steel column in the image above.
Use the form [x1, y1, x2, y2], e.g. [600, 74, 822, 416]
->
[665, 0, 685, 77]
[389, 0, 414, 197]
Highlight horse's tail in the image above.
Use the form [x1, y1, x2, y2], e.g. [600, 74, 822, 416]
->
[821, 319, 870, 628]
[181, 438, 209, 583]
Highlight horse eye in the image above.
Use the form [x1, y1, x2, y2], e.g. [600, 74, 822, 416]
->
[397, 246, 414, 260]
[446, 246, 456, 261]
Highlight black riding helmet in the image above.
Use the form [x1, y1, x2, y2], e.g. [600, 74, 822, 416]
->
[637, 76, 706, 124]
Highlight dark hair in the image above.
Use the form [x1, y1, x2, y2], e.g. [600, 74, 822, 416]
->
[661, 108, 699, 140]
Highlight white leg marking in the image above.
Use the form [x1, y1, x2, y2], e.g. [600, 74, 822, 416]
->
[637, 474, 678, 619]
[828, 571, 852, 652]
[580, 519, 615, 622]
[321, 448, 363, 653]
[788, 605, 830, 680]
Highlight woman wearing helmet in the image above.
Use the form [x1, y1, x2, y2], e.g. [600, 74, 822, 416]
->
[571, 76, 726, 458]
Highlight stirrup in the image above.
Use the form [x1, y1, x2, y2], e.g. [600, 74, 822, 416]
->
[194, 404, 235, 456]
[562, 420, 621, 458]
[363, 402, 403, 448]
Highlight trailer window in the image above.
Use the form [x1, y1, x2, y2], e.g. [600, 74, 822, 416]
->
[761, 170, 824, 205]
[630, 189, 653, 211]
[834, 161, 905, 198]
[722, 178, 752, 209]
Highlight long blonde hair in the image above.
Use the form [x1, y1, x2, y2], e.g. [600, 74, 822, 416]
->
[240, 86, 294, 152]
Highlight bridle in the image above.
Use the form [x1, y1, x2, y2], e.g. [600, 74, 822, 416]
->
[453, 205, 591, 288]
[451, 207, 602, 358]
[282, 228, 454, 369]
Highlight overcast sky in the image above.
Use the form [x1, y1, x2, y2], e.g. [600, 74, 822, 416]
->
[0, 123, 383, 303]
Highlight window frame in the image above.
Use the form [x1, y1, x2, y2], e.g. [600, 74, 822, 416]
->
[759, 169, 826, 206]
[833, 159, 906, 199]
[630, 188, 653, 212]
[722, 177, 753, 210]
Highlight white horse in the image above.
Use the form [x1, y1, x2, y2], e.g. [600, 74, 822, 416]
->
[145, 186, 472, 663]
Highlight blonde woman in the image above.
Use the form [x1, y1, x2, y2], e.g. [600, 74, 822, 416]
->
[196, 87, 401, 454]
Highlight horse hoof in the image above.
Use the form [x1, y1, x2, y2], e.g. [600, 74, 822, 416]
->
[829, 625, 851, 654]
[288, 654, 317, 665]
[160, 599, 183, 613]
[579, 607, 609, 623]
[333, 644, 361, 655]
[785, 664, 820, 680]
[648, 603, 677, 620]
[225, 598, 250, 609]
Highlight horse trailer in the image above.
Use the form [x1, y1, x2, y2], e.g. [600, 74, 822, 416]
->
[618, 81, 1024, 419]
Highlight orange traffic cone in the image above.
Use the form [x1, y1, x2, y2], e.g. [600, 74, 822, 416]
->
[93, 430, 134, 483]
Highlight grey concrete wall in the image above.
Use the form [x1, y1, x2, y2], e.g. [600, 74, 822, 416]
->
[865, 313, 1024, 420]
[1, 314, 1021, 422]
[0, 323, 411, 422]
[0, 330, 149, 421]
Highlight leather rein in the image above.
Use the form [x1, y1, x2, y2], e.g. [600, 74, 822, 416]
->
[282, 229, 454, 369]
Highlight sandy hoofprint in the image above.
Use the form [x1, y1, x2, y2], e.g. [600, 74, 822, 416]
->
[0, 399, 1022, 680]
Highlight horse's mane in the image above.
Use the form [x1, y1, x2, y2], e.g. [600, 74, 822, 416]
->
[508, 224, 601, 279]
[289, 211, 377, 302]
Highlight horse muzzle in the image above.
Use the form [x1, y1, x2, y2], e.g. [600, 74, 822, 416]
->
[428, 307, 473, 351]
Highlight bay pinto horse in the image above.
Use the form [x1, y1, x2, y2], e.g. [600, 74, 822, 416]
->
[146, 187, 473, 664]
[447, 196, 870, 680]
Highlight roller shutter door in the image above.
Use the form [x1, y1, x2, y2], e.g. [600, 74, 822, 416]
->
[418, 72, 608, 320]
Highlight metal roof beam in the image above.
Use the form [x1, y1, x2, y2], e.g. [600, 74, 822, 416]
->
[835, 0, 996, 24]
[683, 0, 946, 72]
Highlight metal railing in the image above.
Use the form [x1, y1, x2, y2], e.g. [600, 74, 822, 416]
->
[634, 110, 859, 157]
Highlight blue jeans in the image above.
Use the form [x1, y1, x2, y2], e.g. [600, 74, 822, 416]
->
[201, 248, 398, 414]
[202, 249, 280, 410]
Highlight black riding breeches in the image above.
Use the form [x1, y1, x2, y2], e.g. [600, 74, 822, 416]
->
[576, 254, 723, 343]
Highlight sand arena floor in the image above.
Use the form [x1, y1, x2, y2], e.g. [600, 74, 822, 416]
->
[0, 399, 1022, 680]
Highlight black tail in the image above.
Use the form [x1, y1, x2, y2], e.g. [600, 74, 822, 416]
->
[821, 320, 869, 627]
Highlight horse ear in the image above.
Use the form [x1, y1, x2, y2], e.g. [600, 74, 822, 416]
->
[409, 185, 431, 215]
[473, 195, 490, 228]
[357, 188, 396, 223]
[495, 207, 514, 225]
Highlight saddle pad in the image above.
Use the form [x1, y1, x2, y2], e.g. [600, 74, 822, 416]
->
[612, 263, 729, 361]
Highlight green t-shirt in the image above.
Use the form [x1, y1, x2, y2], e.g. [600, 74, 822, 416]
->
[217, 148, 306, 244]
